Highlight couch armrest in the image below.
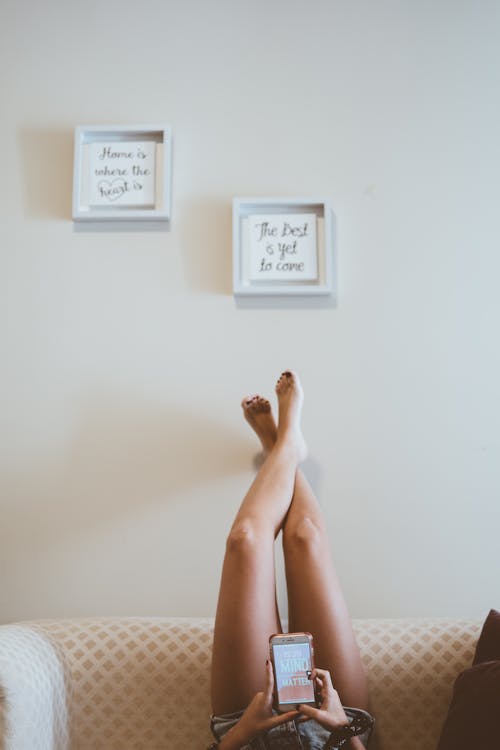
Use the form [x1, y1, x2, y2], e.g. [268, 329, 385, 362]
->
[2, 617, 215, 750]
[0, 624, 70, 750]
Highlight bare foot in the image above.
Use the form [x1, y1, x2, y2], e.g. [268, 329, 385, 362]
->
[275, 371, 307, 462]
[241, 395, 277, 453]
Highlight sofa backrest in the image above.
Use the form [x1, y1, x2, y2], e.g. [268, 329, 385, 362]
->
[356, 618, 480, 750]
[0, 617, 481, 750]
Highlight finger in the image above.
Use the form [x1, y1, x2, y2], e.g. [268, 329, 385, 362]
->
[265, 709, 300, 729]
[314, 669, 335, 698]
[264, 659, 274, 700]
[313, 668, 333, 685]
[297, 703, 319, 720]
[313, 673, 325, 691]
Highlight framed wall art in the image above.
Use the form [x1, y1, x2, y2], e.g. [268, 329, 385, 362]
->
[233, 198, 335, 297]
[72, 124, 172, 221]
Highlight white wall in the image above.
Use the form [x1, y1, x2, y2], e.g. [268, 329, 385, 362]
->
[1, 0, 499, 624]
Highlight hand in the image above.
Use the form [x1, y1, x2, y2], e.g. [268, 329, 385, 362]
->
[219, 660, 300, 750]
[298, 668, 349, 732]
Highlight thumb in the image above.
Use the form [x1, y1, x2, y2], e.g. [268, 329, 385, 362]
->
[265, 709, 300, 729]
[298, 704, 319, 720]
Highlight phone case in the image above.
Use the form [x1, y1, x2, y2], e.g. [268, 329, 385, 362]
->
[269, 632, 317, 712]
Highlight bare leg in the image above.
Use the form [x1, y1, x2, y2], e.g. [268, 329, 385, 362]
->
[283, 472, 368, 710]
[244, 403, 369, 711]
[211, 373, 306, 715]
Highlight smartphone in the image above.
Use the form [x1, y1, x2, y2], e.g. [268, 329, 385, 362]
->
[269, 632, 317, 713]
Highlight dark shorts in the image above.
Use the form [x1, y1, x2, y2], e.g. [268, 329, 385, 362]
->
[210, 709, 372, 750]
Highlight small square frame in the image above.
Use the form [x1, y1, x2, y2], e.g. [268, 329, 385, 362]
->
[233, 198, 335, 297]
[72, 124, 172, 221]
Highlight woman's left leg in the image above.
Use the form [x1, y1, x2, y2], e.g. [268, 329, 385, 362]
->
[211, 374, 307, 715]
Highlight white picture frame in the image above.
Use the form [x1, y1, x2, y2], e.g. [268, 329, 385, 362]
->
[72, 124, 172, 221]
[233, 198, 335, 297]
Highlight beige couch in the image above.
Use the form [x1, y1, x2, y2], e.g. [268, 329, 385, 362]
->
[0, 617, 481, 750]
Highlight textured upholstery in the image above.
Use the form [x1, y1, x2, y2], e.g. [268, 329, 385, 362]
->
[356, 619, 480, 750]
[0, 617, 481, 750]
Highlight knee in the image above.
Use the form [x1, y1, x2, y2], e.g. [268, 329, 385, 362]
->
[283, 516, 322, 554]
[226, 520, 261, 557]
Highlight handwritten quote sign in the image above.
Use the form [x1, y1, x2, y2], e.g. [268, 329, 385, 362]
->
[88, 141, 156, 206]
[248, 213, 318, 281]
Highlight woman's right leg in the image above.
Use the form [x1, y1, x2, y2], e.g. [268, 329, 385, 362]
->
[243, 402, 368, 710]
[211, 373, 307, 715]
[282, 471, 369, 710]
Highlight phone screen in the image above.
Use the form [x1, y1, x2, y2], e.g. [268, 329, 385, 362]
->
[271, 641, 315, 706]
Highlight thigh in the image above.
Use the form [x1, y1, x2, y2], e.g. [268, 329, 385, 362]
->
[211, 530, 281, 715]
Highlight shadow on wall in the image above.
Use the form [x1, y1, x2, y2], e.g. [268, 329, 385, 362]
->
[16, 128, 233, 295]
[17, 127, 74, 220]
[1, 393, 251, 574]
